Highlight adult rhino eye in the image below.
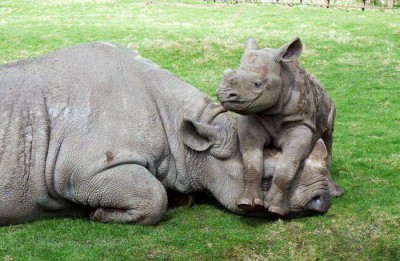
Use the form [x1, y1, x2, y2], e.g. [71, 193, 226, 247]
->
[254, 80, 262, 88]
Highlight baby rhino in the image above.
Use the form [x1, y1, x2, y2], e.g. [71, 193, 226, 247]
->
[217, 37, 343, 216]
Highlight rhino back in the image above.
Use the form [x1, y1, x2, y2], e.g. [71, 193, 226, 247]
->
[276, 63, 332, 136]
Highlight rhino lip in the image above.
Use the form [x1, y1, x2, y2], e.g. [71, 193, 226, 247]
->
[220, 102, 253, 115]
[220, 100, 247, 107]
[221, 101, 240, 106]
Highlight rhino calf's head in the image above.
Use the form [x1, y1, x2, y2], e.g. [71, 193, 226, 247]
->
[217, 37, 303, 114]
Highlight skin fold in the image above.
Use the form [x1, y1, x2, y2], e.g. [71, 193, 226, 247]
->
[217, 37, 343, 216]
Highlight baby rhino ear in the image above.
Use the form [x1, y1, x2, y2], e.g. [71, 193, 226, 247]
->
[277, 37, 303, 62]
[245, 37, 259, 51]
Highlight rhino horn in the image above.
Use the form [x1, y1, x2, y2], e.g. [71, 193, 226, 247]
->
[245, 37, 259, 51]
[308, 139, 328, 163]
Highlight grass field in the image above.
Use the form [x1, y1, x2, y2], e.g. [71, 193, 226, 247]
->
[0, 0, 399, 260]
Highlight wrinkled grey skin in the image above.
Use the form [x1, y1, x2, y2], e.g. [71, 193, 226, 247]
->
[217, 38, 343, 216]
[0, 43, 331, 226]
[263, 139, 332, 216]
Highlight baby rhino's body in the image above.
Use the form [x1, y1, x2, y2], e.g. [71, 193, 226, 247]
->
[217, 38, 343, 216]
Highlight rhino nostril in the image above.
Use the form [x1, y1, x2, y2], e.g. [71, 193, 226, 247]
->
[312, 195, 322, 204]
[308, 194, 330, 214]
[228, 93, 238, 100]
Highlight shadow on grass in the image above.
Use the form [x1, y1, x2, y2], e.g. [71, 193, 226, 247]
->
[167, 190, 279, 227]
[238, 215, 277, 227]
[17, 189, 337, 228]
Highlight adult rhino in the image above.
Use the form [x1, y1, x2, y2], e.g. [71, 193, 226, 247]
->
[0, 43, 331, 225]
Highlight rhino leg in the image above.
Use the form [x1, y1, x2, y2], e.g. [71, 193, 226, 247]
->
[236, 115, 270, 210]
[322, 104, 344, 197]
[62, 164, 167, 225]
[266, 126, 314, 216]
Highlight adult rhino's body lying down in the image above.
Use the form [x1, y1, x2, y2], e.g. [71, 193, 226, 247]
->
[0, 43, 331, 225]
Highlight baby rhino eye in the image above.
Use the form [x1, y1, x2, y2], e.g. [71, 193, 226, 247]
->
[254, 80, 262, 88]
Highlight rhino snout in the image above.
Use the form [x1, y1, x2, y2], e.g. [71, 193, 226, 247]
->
[224, 91, 239, 101]
[217, 88, 239, 102]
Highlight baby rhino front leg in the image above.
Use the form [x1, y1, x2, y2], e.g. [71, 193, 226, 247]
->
[266, 126, 314, 216]
[236, 116, 270, 210]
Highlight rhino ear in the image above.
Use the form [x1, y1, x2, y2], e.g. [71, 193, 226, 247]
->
[308, 139, 328, 163]
[245, 37, 259, 51]
[181, 116, 237, 159]
[277, 37, 303, 62]
[181, 117, 216, 152]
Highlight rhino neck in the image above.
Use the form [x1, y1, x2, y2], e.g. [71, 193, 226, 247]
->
[143, 68, 217, 193]
[147, 80, 258, 215]
[260, 63, 306, 118]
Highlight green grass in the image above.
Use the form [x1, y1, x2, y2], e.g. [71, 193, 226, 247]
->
[0, 0, 399, 260]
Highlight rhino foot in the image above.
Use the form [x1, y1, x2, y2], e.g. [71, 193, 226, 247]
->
[253, 198, 264, 208]
[268, 206, 288, 217]
[265, 185, 289, 217]
[236, 197, 264, 211]
[236, 189, 264, 211]
[236, 198, 253, 211]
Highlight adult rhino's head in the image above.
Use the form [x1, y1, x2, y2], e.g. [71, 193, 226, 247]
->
[180, 105, 331, 217]
[262, 139, 331, 217]
[217, 37, 303, 114]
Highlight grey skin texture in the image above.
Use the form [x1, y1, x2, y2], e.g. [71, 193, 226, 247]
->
[0, 43, 331, 225]
[217, 37, 343, 216]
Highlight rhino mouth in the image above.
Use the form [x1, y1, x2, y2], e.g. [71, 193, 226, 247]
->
[220, 101, 256, 115]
